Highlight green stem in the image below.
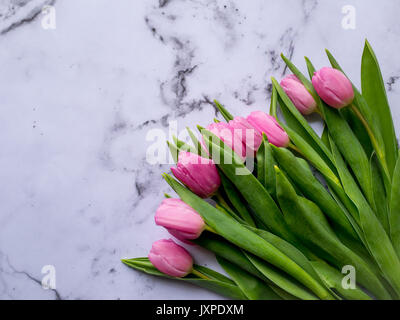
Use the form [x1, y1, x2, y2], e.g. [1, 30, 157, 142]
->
[350, 103, 390, 178]
[192, 268, 210, 280]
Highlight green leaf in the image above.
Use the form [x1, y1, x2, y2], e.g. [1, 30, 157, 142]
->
[370, 153, 390, 234]
[163, 173, 333, 300]
[201, 226, 322, 290]
[327, 138, 362, 224]
[321, 125, 330, 148]
[304, 58, 375, 208]
[215, 202, 244, 223]
[195, 233, 266, 279]
[325, 49, 390, 187]
[172, 135, 196, 153]
[214, 99, 234, 122]
[329, 137, 400, 297]
[243, 252, 318, 300]
[200, 128, 293, 241]
[281, 125, 341, 189]
[390, 152, 400, 258]
[186, 127, 205, 156]
[275, 166, 391, 300]
[121, 258, 247, 300]
[166, 141, 179, 163]
[269, 86, 278, 117]
[276, 94, 336, 174]
[361, 40, 398, 175]
[271, 145, 358, 241]
[333, 226, 381, 279]
[339, 107, 373, 155]
[256, 134, 276, 197]
[219, 172, 256, 227]
[217, 257, 281, 300]
[310, 261, 372, 300]
[324, 106, 374, 206]
[326, 181, 364, 239]
[246, 226, 324, 286]
[195, 232, 298, 300]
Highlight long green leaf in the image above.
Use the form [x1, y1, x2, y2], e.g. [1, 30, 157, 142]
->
[172, 135, 196, 153]
[195, 233, 266, 279]
[246, 226, 324, 285]
[256, 134, 276, 197]
[186, 127, 205, 156]
[370, 153, 390, 234]
[282, 125, 341, 189]
[304, 58, 375, 208]
[217, 257, 281, 300]
[219, 172, 256, 227]
[329, 137, 400, 297]
[390, 152, 400, 258]
[215, 202, 244, 223]
[244, 252, 318, 300]
[269, 86, 278, 117]
[271, 145, 358, 241]
[166, 141, 179, 163]
[121, 258, 246, 299]
[275, 166, 391, 300]
[163, 174, 334, 300]
[214, 100, 234, 122]
[310, 261, 372, 300]
[196, 232, 304, 300]
[361, 40, 398, 175]
[325, 48, 391, 195]
[197, 230, 323, 298]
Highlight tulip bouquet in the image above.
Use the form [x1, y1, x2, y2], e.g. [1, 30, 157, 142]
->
[122, 40, 400, 300]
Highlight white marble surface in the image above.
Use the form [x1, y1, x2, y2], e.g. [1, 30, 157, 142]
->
[1, 0, 400, 299]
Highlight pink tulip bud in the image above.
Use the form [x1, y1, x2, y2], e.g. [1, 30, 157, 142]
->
[171, 151, 221, 198]
[246, 111, 290, 147]
[206, 122, 246, 159]
[280, 74, 317, 115]
[228, 117, 263, 155]
[148, 239, 193, 277]
[155, 198, 205, 240]
[206, 118, 262, 159]
[312, 67, 354, 109]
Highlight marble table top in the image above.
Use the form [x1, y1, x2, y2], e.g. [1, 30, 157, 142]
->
[1, 0, 399, 299]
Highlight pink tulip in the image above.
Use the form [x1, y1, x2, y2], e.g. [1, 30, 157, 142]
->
[312, 67, 354, 109]
[155, 198, 205, 240]
[280, 74, 317, 115]
[246, 111, 290, 147]
[148, 239, 193, 277]
[206, 118, 262, 159]
[206, 122, 246, 159]
[171, 151, 221, 198]
[228, 117, 263, 155]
